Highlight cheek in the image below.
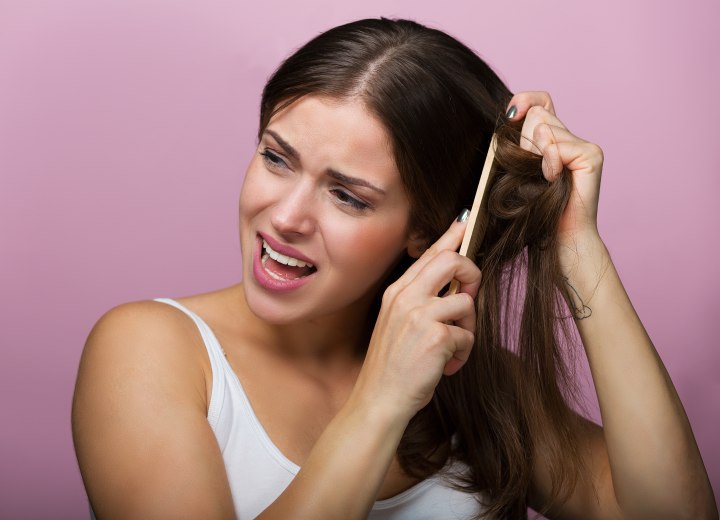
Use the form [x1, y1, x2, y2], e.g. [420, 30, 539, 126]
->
[238, 164, 272, 255]
[239, 162, 273, 219]
[239, 164, 257, 206]
[327, 215, 409, 273]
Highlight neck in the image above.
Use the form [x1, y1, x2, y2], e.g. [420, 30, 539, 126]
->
[233, 284, 376, 373]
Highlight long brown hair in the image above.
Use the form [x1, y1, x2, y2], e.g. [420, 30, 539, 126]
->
[258, 18, 587, 519]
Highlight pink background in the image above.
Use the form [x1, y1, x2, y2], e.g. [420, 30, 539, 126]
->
[2, 0, 718, 517]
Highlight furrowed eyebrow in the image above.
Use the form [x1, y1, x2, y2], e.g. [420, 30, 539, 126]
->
[265, 129, 299, 161]
[263, 129, 386, 195]
[327, 169, 386, 195]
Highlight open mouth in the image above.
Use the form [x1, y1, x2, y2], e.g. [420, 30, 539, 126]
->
[261, 239, 317, 281]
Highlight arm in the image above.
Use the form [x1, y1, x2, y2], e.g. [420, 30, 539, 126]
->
[258, 216, 482, 519]
[507, 92, 717, 519]
[530, 241, 717, 519]
[73, 300, 397, 520]
[74, 219, 481, 520]
[255, 389, 406, 518]
[72, 302, 236, 519]
[559, 235, 715, 519]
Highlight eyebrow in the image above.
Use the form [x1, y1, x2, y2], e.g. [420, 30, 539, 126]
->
[266, 129, 300, 161]
[327, 168, 386, 195]
[264, 129, 386, 195]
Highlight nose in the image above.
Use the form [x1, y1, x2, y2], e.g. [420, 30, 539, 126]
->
[270, 179, 317, 237]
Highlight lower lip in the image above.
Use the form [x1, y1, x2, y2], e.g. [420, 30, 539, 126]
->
[251, 235, 316, 293]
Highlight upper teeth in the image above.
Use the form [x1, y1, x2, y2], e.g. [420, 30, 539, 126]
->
[263, 240, 314, 268]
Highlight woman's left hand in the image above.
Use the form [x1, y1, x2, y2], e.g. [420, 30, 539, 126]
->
[507, 95, 718, 520]
[505, 92, 605, 250]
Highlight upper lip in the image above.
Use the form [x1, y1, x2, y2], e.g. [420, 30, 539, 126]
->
[258, 232, 316, 266]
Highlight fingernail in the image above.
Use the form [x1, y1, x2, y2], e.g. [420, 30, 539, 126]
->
[457, 208, 470, 222]
[505, 105, 517, 119]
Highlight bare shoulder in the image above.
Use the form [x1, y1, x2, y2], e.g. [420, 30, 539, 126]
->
[87, 298, 205, 346]
[84, 299, 206, 362]
[78, 300, 210, 403]
[72, 299, 234, 519]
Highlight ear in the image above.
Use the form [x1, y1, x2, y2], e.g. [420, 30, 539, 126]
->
[406, 232, 428, 259]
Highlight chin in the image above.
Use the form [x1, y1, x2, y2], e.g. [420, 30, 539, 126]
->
[241, 282, 312, 325]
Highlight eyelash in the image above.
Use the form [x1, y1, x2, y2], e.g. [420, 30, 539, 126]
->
[260, 149, 287, 169]
[331, 188, 369, 211]
[259, 149, 370, 212]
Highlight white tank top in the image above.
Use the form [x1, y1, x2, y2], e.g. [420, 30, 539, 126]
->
[154, 298, 485, 519]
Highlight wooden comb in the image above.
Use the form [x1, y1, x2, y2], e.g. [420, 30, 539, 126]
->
[448, 133, 498, 295]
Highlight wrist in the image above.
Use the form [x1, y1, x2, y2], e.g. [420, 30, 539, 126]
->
[557, 231, 613, 311]
[344, 384, 411, 438]
[557, 231, 607, 277]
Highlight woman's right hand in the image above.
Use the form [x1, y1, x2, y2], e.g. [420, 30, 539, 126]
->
[352, 214, 482, 423]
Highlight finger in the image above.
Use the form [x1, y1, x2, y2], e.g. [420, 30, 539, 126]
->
[528, 124, 602, 173]
[506, 91, 556, 120]
[533, 124, 566, 182]
[450, 267, 482, 307]
[519, 106, 567, 153]
[442, 325, 475, 376]
[425, 292, 477, 334]
[521, 123, 588, 182]
[411, 249, 482, 299]
[396, 212, 469, 289]
[552, 140, 604, 177]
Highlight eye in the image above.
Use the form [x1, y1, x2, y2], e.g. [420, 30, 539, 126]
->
[260, 149, 287, 169]
[331, 188, 370, 211]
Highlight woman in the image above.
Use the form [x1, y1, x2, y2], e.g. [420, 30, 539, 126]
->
[72, 18, 717, 519]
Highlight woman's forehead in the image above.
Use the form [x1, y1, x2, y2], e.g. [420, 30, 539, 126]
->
[263, 95, 400, 186]
[266, 95, 390, 150]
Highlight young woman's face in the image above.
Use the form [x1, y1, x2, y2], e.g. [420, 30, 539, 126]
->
[239, 95, 419, 324]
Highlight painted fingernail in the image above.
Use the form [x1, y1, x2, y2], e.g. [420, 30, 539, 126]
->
[457, 208, 470, 222]
[505, 105, 517, 119]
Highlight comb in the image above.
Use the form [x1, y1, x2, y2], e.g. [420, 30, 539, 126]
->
[448, 133, 498, 295]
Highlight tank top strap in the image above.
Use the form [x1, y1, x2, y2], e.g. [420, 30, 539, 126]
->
[152, 297, 227, 428]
